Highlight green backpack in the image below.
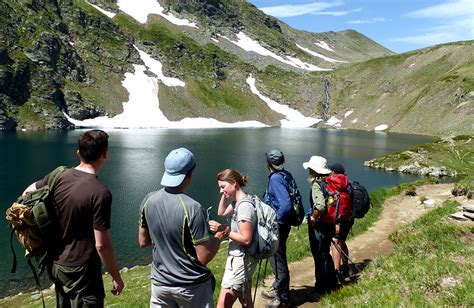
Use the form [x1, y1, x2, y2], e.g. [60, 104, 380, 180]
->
[6, 166, 67, 278]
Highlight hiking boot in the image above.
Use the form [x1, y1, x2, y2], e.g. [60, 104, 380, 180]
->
[307, 290, 325, 302]
[265, 297, 280, 307]
[341, 264, 353, 277]
[265, 297, 289, 307]
[261, 288, 277, 300]
[335, 270, 345, 285]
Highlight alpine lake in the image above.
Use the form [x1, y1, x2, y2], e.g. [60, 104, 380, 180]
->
[0, 127, 437, 297]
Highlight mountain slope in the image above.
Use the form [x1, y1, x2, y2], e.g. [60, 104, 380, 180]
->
[0, 0, 471, 136]
[323, 41, 474, 136]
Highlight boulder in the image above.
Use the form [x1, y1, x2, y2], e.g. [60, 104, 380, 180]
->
[449, 212, 470, 221]
[463, 212, 474, 220]
[462, 204, 474, 213]
[423, 198, 436, 208]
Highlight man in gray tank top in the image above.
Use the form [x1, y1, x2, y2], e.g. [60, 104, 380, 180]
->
[138, 148, 229, 307]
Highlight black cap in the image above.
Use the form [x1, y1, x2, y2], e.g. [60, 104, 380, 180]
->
[266, 149, 285, 171]
[328, 163, 345, 174]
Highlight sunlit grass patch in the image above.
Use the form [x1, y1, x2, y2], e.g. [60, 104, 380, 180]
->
[322, 200, 474, 306]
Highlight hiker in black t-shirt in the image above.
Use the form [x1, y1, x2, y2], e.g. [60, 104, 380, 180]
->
[23, 130, 124, 306]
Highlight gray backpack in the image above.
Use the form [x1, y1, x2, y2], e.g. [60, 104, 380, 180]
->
[247, 195, 279, 259]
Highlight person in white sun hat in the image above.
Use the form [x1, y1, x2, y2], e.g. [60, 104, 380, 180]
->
[302, 156, 338, 298]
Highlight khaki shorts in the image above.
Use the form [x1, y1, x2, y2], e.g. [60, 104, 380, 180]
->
[150, 278, 214, 308]
[221, 255, 257, 292]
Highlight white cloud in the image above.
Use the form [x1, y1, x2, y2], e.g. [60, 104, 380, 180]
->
[391, 0, 473, 46]
[315, 9, 359, 16]
[347, 17, 386, 24]
[259, 1, 346, 18]
[406, 0, 472, 18]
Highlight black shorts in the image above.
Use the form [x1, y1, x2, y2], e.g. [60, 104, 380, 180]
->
[334, 218, 354, 241]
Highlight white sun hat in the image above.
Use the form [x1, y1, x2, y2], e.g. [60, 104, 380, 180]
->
[302, 156, 331, 175]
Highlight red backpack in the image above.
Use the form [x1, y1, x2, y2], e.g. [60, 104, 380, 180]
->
[319, 174, 351, 224]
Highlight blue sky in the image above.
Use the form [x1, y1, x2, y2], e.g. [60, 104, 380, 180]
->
[247, 0, 473, 53]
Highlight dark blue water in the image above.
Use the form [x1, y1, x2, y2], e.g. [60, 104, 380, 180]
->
[0, 128, 435, 296]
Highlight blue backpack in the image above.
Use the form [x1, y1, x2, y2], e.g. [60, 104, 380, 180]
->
[280, 171, 305, 227]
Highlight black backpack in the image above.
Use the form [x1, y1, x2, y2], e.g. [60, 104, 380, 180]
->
[349, 181, 371, 218]
[280, 171, 305, 226]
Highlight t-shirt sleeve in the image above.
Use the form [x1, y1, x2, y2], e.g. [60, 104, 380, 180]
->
[312, 182, 326, 213]
[237, 201, 256, 225]
[138, 193, 152, 229]
[92, 191, 112, 231]
[190, 204, 210, 245]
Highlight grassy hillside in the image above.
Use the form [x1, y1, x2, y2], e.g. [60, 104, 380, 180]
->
[325, 41, 474, 136]
[365, 135, 474, 178]
[1, 0, 390, 130]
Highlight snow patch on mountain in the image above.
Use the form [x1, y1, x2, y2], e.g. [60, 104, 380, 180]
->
[315, 40, 334, 52]
[64, 51, 266, 129]
[223, 32, 331, 71]
[326, 116, 342, 127]
[296, 44, 347, 63]
[116, 0, 197, 27]
[375, 124, 389, 131]
[86, 1, 116, 18]
[246, 74, 321, 128]
[135, 46, 185, 87]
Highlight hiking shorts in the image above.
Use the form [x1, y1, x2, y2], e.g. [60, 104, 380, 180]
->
[150, 277, 214, 308]
[334, 218, 354, 241]
[221, 254, 257, 292]
[48, 261, 105, 307]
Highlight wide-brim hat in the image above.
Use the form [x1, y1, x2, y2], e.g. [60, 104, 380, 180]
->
[303, 156, 331, 175]
[161, 148, 196, 187]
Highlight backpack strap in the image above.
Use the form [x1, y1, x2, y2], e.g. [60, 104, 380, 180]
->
[46, 166, 68, 189]
[318, 180, 342, 223]
[319, 180, 328, 199]
[10, 229, 17, 273]
[34, 166, 68, 258]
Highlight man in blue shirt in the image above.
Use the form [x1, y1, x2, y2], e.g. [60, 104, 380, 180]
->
[261, 149, 296, 306]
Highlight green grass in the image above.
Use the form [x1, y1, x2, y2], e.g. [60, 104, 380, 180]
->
[1, 179, 428, 307]
[321, 200, 474, 306]
[367, 135, 474, 177]
[15, 99, 62, 130]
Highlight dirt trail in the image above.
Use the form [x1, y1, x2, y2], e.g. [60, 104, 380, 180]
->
[251, 183, 457, 308]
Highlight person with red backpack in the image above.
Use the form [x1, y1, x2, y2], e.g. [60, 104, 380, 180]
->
[303, 156, 337, 297]
[326, 163, 354, 284]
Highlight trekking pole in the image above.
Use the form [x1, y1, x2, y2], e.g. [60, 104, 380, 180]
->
[261, 258, 268, 287]
[331, 239, 362, 273]
[253, 259, 262, 304]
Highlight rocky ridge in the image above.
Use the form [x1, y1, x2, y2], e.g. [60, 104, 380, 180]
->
[0, 0, 472, 136]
